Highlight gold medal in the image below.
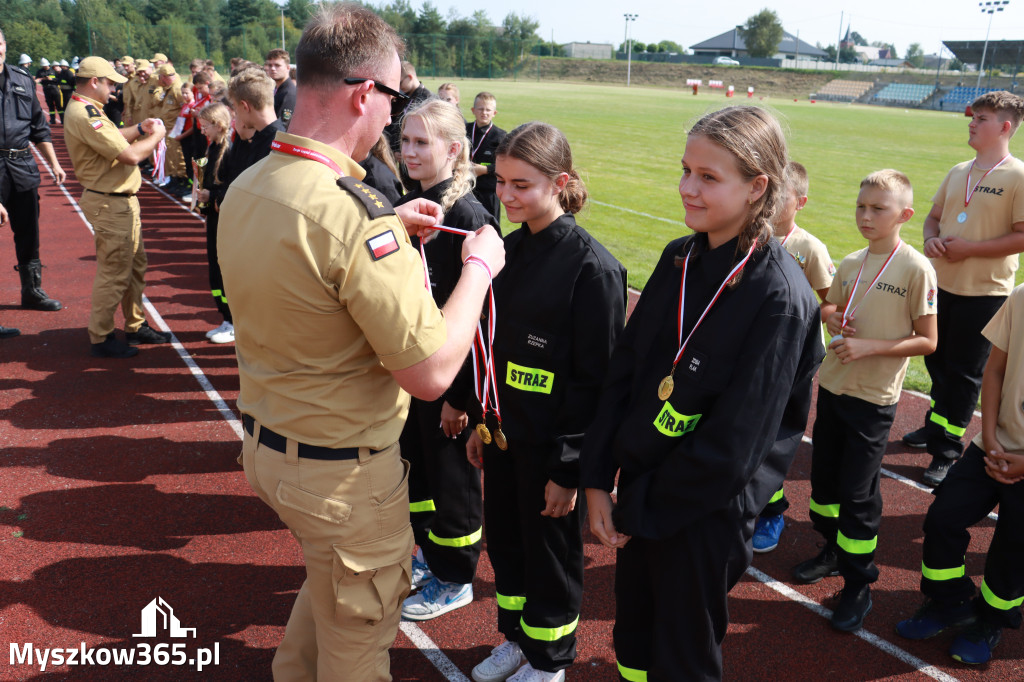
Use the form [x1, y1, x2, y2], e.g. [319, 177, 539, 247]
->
[658, 374, 674, 401]
[476, 423, 492, 445]
[494, 427, 508, 451]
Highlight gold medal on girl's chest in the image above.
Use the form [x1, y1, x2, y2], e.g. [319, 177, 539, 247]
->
[476, 423, 493, 444]
[657, 375, 675, 401]
[494, 427, 508, 451]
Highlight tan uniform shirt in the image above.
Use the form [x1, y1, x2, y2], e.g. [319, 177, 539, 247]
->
[219, 132, 447, 449]
[931, 157, 1024, 296]
[973, 284, 1024, 454]
[142, 84, 164, 122]
[157, 80, 184, 128]
[819, 242, 937, 406]
[779, 224, 835, 292]
[63, 93, 140, 194]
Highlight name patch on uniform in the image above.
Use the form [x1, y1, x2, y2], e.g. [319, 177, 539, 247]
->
[506, 362, 554, 394]
[366, 230, 399, 261]
[653, 401, 701, 438]
[874, 281, 907, 297]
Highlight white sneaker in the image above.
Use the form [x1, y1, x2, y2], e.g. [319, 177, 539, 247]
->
[210, 322, 234, 344]
[471, 640, 526, 682]
[411, 549, 433, 589]
[507, 664, 565, 682]
[206, 321, 231, 339]
[401, 577, 472, 621]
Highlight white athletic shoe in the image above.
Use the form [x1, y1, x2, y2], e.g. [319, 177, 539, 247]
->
[209, 322, 234, 344]
[410, 549, 433, 589]
[507, 664, 565, 682]
[206, 321, 232, 339]
[401, 577, 472, 621]
[471, 640, 526, 682]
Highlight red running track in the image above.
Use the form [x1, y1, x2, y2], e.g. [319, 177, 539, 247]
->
[0, 124, 1019, 681]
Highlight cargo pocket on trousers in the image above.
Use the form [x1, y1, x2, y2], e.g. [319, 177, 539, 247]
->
[332, 526, 414, 625]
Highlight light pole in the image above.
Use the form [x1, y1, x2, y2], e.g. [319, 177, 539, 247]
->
[624, 13, 638, 87]
[978, 1, 1010, 88]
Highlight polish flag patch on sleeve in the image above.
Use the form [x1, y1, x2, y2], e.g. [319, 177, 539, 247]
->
[366, 229, 400, 261]
[91, 120, 104, 130]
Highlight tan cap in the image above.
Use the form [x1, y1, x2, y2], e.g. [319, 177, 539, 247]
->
[75, 56, 127, 84]
[156, 63, 177, 77]
[120, 56, 134, 65]
[152, 52, 168, 62]
[135, 59, 152, 71]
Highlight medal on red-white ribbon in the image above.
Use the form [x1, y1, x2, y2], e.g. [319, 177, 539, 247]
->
[834, 241, 902, 341]
[659, 238, 759, 401]
[959, 153, 1012, 224]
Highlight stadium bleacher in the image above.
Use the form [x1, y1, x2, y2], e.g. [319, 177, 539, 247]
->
[814, 79, 874, 101]
[873, 83, 936, 105]
[938, 86, 999, 109]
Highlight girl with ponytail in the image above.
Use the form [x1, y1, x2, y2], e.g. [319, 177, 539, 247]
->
[396, 97, 498, 623]
[465, 121, 627, 682]
[579, 105, 824, 680]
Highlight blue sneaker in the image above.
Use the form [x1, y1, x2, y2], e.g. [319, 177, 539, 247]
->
[752, 514, 785, 553]
[896, 598, 976, 640]
[401, 577, 473, 621]
[950, 620, 1002, 665]
[411, 552, 433, 589]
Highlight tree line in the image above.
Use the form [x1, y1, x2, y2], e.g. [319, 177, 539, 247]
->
[0, 0, 547, 76]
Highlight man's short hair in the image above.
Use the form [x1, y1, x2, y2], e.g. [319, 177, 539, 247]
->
[401, 61, 416, 79]
[972, 90, 1024, 134]
[228, 66, 275, 110]
[861, 169, 913, 205]
[193, 71, 212, 86]
[473, 92, 496, 108]
[205, 59, 216, 68]
[295, 3, 404, 89]
[784, 161, 809, 198]
[266, 48, 290, 65]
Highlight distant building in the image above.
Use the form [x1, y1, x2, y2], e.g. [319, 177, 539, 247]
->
[853, 45, 892, 62]
[690, 27, 828, 61]
[562, 42, 614, 60]
[869, 58, 912, 68]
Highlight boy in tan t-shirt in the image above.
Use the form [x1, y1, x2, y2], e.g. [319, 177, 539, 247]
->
[792, 170, 938, 633]
[903, 91, 1024, 487]
[753, 161, 838, 553]
[897, 283, 1024, 665]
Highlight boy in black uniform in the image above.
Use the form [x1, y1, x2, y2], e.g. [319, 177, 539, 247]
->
[466, 92, 506, 225]
[897, 283, 1024, 665]
[35, 59, 61, 125]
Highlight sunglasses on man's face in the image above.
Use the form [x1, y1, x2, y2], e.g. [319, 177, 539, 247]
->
[344, 77, 410, 118]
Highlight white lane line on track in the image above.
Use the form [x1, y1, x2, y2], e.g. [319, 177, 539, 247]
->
[591, 199, 686, 225]
[41, 144, 465, 679]
[400, 623, 472, 682]
[744, 566, 962, 682]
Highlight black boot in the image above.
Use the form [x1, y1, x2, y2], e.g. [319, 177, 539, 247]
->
[18, 260, 62, 311]
[0, 325, 20, 339]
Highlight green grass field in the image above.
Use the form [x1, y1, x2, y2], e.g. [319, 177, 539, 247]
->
[431, 79, 1024, 393]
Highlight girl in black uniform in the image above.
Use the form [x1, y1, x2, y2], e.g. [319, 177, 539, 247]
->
[396, 98, 498, 621]
[195, 103, 234, 344]
[580, 106, 823, 682]
[465, 122, 627, 682]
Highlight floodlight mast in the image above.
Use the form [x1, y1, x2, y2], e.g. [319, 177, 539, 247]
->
[624, 13, 638, 87]
[978, 1, 1010, 88]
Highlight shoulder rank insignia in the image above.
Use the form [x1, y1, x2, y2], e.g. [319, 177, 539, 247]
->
[336, 176, 396, 220]
[85, 104, 102, 119]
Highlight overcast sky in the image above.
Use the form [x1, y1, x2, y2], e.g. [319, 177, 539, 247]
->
[432, 0, 1024, 58]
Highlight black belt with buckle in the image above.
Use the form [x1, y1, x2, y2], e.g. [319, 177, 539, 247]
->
[242, 414, 373, 461]
[0, 148, 30, 159]
[86, 188, 136, 197]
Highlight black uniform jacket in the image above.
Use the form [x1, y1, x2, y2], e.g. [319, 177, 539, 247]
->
[398, 178, 499, 408]
[579, 233, 823, 540]
[466, 121, 506, 198]
[273, 78, 295, 128]
[211, 120, 285, 208]
[359, 154, 404, 205]
[454, 213, 627, 489]
[37, 67, 59, 94]
[0, 64, 51, 192]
